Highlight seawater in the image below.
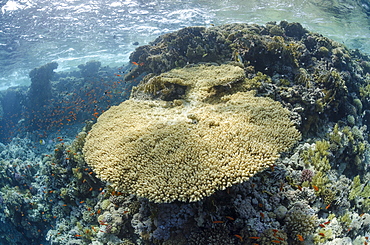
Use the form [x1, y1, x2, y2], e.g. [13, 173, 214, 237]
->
[0, 0, 370, 90]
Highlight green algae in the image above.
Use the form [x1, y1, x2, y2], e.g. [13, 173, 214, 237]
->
[302, 140, 331, 172]
[314, 228, 333, 244]
[349, 175, 361, 200]
[340, 212, 352, 228]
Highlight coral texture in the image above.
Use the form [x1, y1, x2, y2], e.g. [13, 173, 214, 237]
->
[83, 64, 301, 203]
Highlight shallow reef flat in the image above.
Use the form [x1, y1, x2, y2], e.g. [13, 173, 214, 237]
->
[1, 21, 370, 244]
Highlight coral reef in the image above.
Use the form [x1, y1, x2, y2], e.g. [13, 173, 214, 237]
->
[2, 21, 370, 245]
[78, 60, 102, 79]
[0, 137, 52, 244]
[0, 60, 140, 142]
[0, 87, 27, 141]
[28, 62, 58, 108]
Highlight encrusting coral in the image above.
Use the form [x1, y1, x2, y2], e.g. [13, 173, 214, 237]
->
[83, 64, 301, 203]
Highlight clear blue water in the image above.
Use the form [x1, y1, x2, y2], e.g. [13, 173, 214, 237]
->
[0, 0, 370, 90]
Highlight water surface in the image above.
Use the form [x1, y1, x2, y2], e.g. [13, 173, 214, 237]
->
[0, 0, 369, 89]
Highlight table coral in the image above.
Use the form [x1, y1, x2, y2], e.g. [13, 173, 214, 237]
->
[83, 64, 301, 203]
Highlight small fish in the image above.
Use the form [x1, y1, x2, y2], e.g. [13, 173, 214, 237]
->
[297, 234, 304, 241]
[212, 221, 224, 224]
[236, 53, 243, 63]
[225, 216, 235, 221]
[132, 62, 139, 66]
[271, 240, 281, 244]
[233, 51, 243, 63]
[318, 233, 325, 237]
[234, 234, 243, 241]
[249, 237, 260, 239]
[319, 224, 325, 228]
[39, 139, 45, 145]
[312, 185, 319, 191]
[324, 221, 331, 225]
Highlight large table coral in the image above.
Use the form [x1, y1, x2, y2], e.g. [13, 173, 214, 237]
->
[83, 64, 301, 203]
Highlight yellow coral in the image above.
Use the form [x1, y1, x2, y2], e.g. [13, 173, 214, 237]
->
[83, 65, 301, 203]
[135, 64, 246, 102]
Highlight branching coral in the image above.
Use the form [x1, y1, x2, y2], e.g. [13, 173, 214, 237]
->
[284, 204, 317, 241]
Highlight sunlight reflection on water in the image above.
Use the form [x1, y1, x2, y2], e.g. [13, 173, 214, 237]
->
[0, 0, 369, 89]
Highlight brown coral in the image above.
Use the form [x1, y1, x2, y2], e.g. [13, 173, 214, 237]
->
[83, 64, 301, 203]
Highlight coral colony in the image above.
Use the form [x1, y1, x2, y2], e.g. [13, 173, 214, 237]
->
[1, 21, 370, 244]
